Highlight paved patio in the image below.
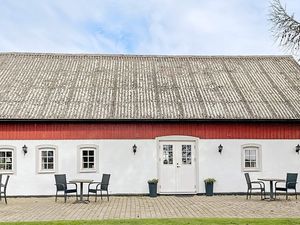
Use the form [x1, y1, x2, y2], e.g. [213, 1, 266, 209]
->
[0, 195, 300, 222]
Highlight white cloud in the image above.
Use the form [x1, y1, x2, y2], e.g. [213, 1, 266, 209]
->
[0, 0, 298, 55]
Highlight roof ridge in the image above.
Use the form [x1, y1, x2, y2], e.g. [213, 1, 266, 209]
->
[0, 52, 293, 59]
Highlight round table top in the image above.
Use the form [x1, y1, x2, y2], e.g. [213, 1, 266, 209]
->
[70, 179, 94, 183]
[257, 178, 285, 182]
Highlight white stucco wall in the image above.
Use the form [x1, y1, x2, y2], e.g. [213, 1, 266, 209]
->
[199, 139, 300, 193]
[0, 138, 299, 196]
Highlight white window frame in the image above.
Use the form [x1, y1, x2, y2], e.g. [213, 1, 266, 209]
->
[0, 145, 16, 174]
[241, 144, 262, 172]
[36, 145, 58, 174]
[77, 145, 99, 173]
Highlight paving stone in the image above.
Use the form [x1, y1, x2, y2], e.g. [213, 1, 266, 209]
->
[0, 195, 299, 222]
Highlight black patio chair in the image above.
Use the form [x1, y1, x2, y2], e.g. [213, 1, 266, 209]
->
[88, 174, 111, 202]
[244, 173, 265, 200]
[54, 174, 78, 203]
[0, 175, 10, 204]
[275, 173, 298, 200]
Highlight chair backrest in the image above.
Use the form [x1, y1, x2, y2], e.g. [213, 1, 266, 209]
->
[101, 174, 111, 191]
[244, 173, 252, 189]
[286, 173, 298, 189]
[54, 174, 67, 191]
[4, 175, 9, 191]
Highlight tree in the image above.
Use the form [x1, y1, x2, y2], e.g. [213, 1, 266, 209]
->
[270, 0, 300, 54]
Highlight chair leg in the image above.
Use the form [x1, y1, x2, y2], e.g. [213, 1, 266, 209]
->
[55, 191, 58, 202]
[249, 190, 252, 199]
[295, 189, 297, 200]
[87, 191, 90, 201]
[246, 189, 249, 200]
[64, 193, 67, 203]
[4, 191, 7, 204]
[95, 191, 97, 202]
[286, 190, 288, 200]
[107, 190, 109, 201]
[100, 190, 103, 200]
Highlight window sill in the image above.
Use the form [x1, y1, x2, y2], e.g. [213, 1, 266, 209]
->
[0, 171, 14, 174]
[79, 169, 97, 173]
[38, 170, 56, 174]
[243, 168, 261, 172]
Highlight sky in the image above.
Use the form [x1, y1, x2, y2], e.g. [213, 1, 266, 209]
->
[0, 0, 300, 55]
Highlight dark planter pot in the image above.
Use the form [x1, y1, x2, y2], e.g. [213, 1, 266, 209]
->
[205, 182, 214, 196]
[148, 183, 158, 197]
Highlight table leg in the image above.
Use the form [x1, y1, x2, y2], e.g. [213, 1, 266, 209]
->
[73, 182, 89, 204]
[80, 182, 83, 201]
[270, 181, 274, 199]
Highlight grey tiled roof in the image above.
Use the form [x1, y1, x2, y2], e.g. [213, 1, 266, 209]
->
[0, 52, 299, 120]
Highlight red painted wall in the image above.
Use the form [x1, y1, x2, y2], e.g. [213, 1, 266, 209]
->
[0, 121, 299, 140]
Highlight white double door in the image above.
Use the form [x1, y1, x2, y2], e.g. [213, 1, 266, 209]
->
[159, 141, 197, 194]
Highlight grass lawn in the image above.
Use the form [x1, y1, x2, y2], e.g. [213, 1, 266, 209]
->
[1, 218, 300, 225]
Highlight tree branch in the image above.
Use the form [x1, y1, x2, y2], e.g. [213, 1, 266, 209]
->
[270, 0, 300, 53]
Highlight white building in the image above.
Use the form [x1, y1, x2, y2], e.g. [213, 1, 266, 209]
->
[0, 53, 299, 196]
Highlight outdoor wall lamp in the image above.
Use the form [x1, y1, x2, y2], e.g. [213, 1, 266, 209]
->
[296, 144, 300, 154]
[218, 144, 223, 154]
[22, 145, 28, 155]
[133, 144, 137, 155]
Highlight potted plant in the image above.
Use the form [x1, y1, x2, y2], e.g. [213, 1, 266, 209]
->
[148, 178, 158, 197]
[204, 178, 216, 196]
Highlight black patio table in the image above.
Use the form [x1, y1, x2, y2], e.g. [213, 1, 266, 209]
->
[70, 179, 93, 203]
[257, 178, 285, 200]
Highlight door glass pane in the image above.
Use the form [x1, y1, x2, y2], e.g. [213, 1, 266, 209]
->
[182, 145, 192, 165]
[163, 145, 173, 164]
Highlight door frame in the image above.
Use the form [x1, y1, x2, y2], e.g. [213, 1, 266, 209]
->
[156, 135, 200, 194]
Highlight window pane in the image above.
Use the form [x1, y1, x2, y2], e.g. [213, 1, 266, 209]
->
[80, 148, 96, 170]
[48, 164, 54, 169]
[42, 158, 48, 163]
[245, 162, 250, 167]
[39, 148, 56, 171]
[6, 164, 12, 170]
[244, 146, 259, 170]
[0, 150, 13, 171]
